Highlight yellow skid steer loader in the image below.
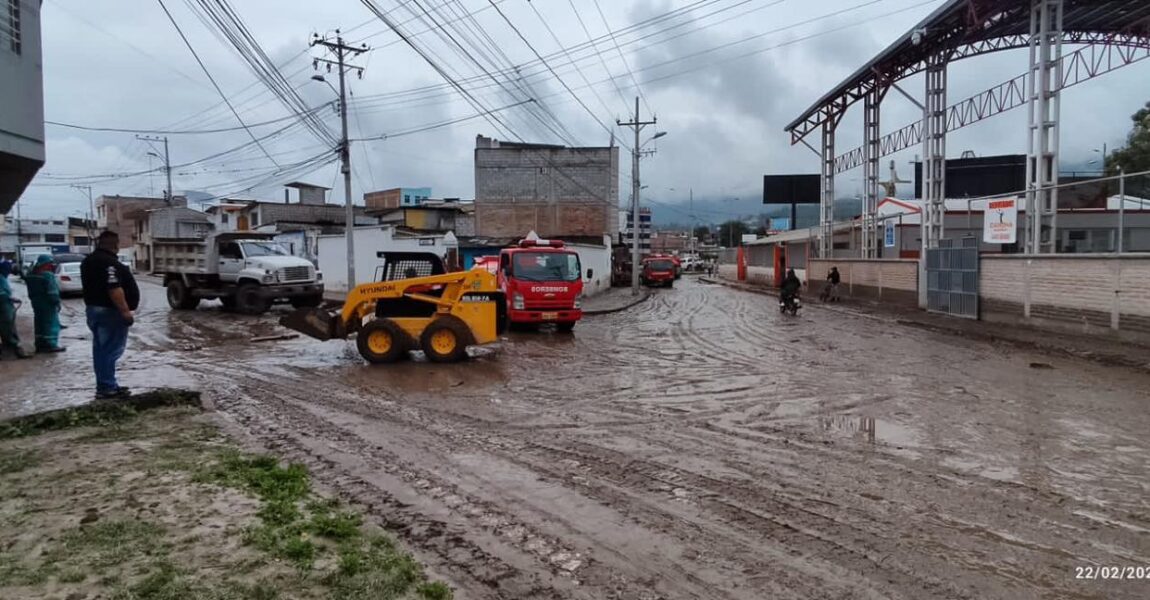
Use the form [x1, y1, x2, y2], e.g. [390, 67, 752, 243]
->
[280, 252, 507, 363]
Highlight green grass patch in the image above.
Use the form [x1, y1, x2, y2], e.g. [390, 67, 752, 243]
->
[0, 389, 200, 440]
[193, 449, 452, 599]
[51, 519, 166, 569]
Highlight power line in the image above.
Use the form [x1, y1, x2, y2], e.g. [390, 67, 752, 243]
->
[592, 0, 652, 116]
[485, 0, 627, 150]
[44, 104, 333, 135]
[350, 99, 536, 141]
[154, 0, 281, 166]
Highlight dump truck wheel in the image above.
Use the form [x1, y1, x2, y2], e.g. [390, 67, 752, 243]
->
[356, 319, 408, 364]
[166, 280, 200, 310]
[237, 283, 270, 315]
[420, 317, 472, 363]
[290, 294, 323, 309]
[220, 296, 237, 310]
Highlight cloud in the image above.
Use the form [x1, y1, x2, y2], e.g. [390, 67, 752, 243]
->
[14, 0, 1150, 224]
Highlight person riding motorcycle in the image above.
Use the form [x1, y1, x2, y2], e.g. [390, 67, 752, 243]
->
[780, 268, 802, 305]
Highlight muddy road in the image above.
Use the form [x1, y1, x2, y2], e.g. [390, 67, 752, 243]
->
[5, 277, 1149, 599]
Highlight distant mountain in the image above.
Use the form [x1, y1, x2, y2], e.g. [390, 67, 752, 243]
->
[650, 196, 862, 230]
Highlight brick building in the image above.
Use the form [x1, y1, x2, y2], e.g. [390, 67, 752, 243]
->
[364, 187, 432, 211]
[96, 195, 187, 249]
[473, 135, 618, 239]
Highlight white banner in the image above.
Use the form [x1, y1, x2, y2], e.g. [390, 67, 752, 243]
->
[983, 197, 1018, 244]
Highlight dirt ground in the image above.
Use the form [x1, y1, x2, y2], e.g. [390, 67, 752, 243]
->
[0, 406, 452, 600]
[3, 277, 1150, 599]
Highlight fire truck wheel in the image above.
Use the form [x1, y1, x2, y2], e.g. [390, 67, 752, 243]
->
[556, 321, 576, 333]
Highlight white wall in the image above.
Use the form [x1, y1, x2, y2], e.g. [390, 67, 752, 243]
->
[317, 225, 447, 292]
[567, 235, 612, 297]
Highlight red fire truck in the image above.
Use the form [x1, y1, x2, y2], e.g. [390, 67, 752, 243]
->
[475, 239, 586, 332]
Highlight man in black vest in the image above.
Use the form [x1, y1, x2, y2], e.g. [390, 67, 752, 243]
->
[80, 231, 139, 399]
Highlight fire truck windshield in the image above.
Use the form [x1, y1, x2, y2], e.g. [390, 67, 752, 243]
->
[646, 260, 674, 271]
[512, 252, 580, 282]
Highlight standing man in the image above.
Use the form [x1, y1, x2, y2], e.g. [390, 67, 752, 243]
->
[81, 231, 139, 399]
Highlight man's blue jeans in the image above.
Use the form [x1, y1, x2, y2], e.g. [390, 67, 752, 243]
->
[86, 306, 130, 393]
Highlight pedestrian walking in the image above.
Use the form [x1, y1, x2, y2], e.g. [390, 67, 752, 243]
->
[0, 260, 31, 360]
[24, 255, 66, 353]
[81, 231, 139, 399]
[822, 266, 842, 302]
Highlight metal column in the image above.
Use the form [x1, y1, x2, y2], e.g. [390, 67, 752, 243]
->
[1025, 0, 1063, 254]
[922, 54, 947, 250]
[862, 88, 883, 259]
[820, 121, 836, 258]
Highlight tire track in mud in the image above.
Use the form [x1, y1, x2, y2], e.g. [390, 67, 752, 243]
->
[195, 365, 711, 600]
[167, 278, 1150, 600]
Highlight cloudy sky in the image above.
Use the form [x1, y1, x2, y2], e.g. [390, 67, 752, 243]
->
[20, 0, 1150, 222]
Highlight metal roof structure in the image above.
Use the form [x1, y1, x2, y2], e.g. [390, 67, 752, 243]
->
[786, 0, 1150, 144]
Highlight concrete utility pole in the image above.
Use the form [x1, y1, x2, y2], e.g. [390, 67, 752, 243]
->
[311, 31, 367, 291]
[618, 97, 657, 296]
[71, 184, 95, 242]
[137, 135, 172, 204]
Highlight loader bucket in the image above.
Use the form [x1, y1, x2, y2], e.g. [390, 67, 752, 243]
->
[279, 307, 341, 341]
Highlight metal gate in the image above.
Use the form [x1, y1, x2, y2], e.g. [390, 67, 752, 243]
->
[926, 237, 979, 319]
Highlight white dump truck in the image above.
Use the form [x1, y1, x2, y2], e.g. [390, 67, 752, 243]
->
[153, 232, 323, 314]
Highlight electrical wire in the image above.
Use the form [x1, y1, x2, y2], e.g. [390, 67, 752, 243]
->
[44, 103, 334, 135]
[153, 0, 281, 166]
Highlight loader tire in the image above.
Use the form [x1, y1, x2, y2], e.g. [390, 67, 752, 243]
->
[166, 280, 200, 310]
[356, 319, 409, 364]
[236, 283, 270, 315]
[420, 317, 473, 363]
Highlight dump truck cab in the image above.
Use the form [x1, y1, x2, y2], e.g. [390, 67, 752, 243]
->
[492, 239, 585, 332]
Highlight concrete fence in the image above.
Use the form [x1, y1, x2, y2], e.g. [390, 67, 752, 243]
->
[808, 259, 919, 306]
[980, 254, 1150, 340]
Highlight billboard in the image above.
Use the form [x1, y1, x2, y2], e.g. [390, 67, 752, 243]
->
[914, 155, 1026, 199]
[763, 174, 820, 204]
[983, 197, 1018, 244]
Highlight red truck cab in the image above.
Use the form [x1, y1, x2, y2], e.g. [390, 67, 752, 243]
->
[641, 257, 676, 288]
[480, 239, 585, 332]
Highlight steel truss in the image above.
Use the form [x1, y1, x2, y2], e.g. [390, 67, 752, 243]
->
[832, 39, 1149, 173]
[1026, 0, 1064, 254]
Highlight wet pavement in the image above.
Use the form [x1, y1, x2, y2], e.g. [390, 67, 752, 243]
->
[4, 277, 1150, 599]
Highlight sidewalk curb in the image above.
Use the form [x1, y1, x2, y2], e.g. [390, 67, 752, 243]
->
[583, 292, 651, 316]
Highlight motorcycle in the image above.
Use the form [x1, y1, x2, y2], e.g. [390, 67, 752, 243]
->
[779, 294, 801, 316]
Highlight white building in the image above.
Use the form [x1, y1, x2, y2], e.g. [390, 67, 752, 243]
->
[316, 225, 450, 293]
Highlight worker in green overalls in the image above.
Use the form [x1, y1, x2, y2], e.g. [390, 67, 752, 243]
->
[0, 259, 31, 359]
[24, 255, 66, 353]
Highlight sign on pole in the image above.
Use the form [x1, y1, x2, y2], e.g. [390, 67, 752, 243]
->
[983, 197, 1018, 244]
[883, 219, 896, 248]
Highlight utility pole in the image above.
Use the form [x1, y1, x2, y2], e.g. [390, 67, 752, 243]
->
[312, 31, 367, 291]
[617, 97, 656, 296]
[137, 135, 172, 204]
[71, 184, 95, 244]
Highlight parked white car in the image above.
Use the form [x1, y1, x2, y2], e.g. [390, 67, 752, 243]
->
[56, 261, 83, 295]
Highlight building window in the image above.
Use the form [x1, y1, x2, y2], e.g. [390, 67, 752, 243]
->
[44, 234, 66, 244]
[221, 212, 229, 224]
[250, 211, 259, 227]
[3, 0, 20, 55]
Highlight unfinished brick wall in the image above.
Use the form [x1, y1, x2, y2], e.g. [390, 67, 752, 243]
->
[473, 201, 612, 238]
[981, 255, 1150, 338]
